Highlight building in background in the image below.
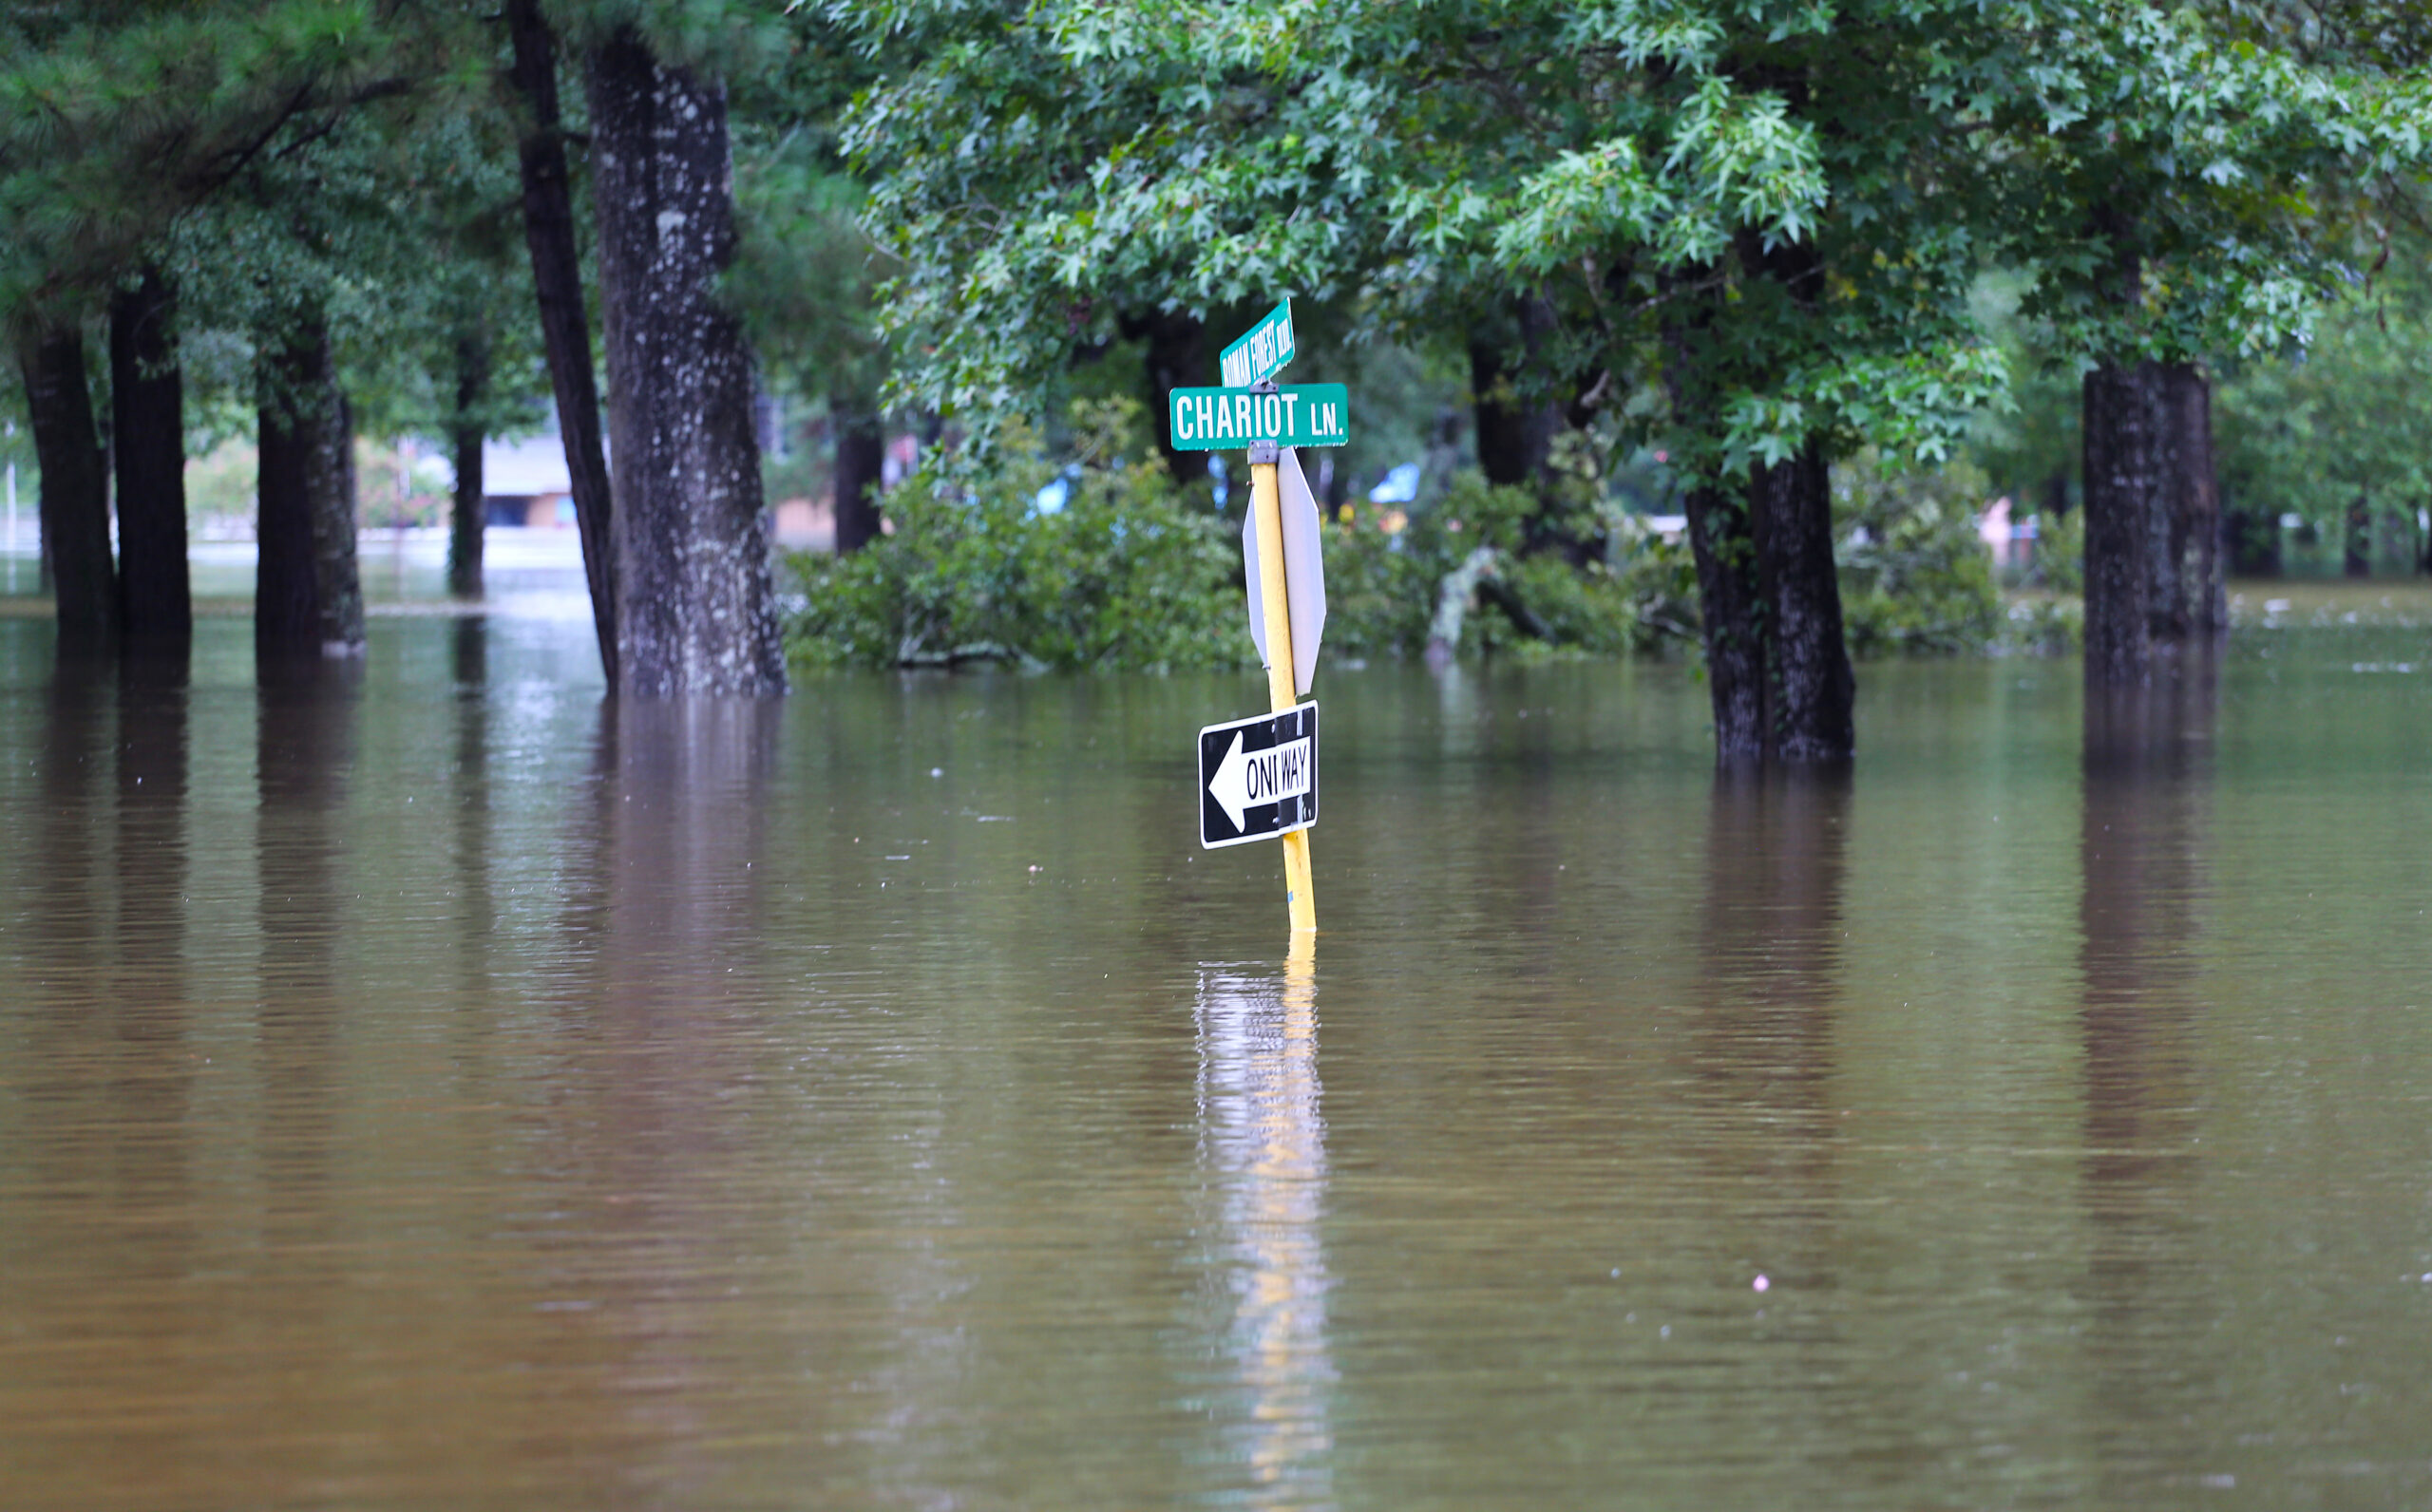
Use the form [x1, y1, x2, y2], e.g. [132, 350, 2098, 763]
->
[481, 434, 576, 528]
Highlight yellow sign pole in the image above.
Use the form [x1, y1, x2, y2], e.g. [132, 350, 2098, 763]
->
[1248, 440, 1316, 936]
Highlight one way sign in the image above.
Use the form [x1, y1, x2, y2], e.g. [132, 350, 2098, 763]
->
[1198, 704, 1319, 849]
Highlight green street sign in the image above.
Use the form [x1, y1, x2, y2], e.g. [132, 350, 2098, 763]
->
[1219, 300, 1296, 387]
[1168, 384, 1350, 451]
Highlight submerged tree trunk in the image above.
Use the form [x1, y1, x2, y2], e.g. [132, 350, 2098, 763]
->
[507, 0, 618, 687]
[109, 268, 190, 646]
[1127, 306, 1207, 491]
[256, 350, 317, 654]
[2151, 363, 2222, 636]
[1664, 273, 1767, 764]
[1750, 440, 1854, 762]
[1682, 480, 1768, 759]
[256, 318, 363, 657]
[586, 27, 784, 697]
[448, 332, 489, 598]
[831, 398, 885, 555]
[1678, 449, 1856, 766]
[313, 383, 363, 654]
[2080, 360, 2159, 684]
[20, 325, 116, 649]
[1666, 232, 1859, 765]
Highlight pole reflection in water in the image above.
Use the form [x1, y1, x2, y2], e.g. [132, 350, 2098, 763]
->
[255, 655, 363, 1228]
[1688, 768, 1848, 1316]
[2076, 654, 2218, 1487]
[1193, 943, 1335, 1509]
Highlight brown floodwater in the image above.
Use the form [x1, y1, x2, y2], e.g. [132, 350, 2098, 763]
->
[3, 588, 2431, 1509]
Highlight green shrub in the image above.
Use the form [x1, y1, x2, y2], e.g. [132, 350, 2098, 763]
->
[786, 414, 2022, 671]
[1997, 593, 2081, 654]
[2029, 503, 2083, 595]
[784, 400, 1248, 671]
[1832, 454, 2003, 656]
[1321, 458, 1696, 660]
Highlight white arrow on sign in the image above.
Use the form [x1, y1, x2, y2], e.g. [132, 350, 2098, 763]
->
[1206, 728, 1316, 833]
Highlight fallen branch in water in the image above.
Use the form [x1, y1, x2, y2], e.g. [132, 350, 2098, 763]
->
[1426, 546, 1550, 661]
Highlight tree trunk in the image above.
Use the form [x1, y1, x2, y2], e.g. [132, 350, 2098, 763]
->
[1750, 439, 1854, 762]
[2344, 495, 2371, 577]
[1663, 272, 1767, 763]
[20, 325, 116, 649]
[448, 331, 489, 598]
[1682, 482, 1768, 761]
[1127, 306, 1207, 491]
[2080, 360, 2159, 685]
[110, 268, 190, 646]
[1468, 300, 1561, 492]
[1716, 229, 1857, 764]
[831, 398, 884, 554]
[256, 318, 362, 657]
[314, 384, 363, 654]
[256, 348, 318, 655]
[507, 0, 618, 687]
[2151, 362, 2222, 636]
[586, 27, 785, 697]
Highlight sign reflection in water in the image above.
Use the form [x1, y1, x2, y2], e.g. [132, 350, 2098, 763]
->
[1193, 954, 1335, 1507]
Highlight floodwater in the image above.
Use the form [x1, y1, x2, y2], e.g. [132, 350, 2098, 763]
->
[3, 580, 2431, 1510]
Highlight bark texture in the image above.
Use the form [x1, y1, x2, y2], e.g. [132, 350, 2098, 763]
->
[508, 0, 618, 686]
[109, 269, 190, 645]
[256, 319, 363, 657]
[2152, 363, 2223, 635]
[587, 28, 785, 697]
[1750, 440, 1854, 762]
[1681, 481, 1768, 760]
[20, 326, 116, 648]
[448, 332, 488, 598]
[1126, 306, 1207, 490]
[2080, 360, 2158, 685]
[831, 399, 885, 555]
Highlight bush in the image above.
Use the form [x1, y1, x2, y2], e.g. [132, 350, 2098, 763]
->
[785, 400, 1248, 671]
[1321, 452, 1697, 660]
[1832, 454, 2004, 656]
[2029, 503, 2083, 595]
[786, 413, 2024, 672]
